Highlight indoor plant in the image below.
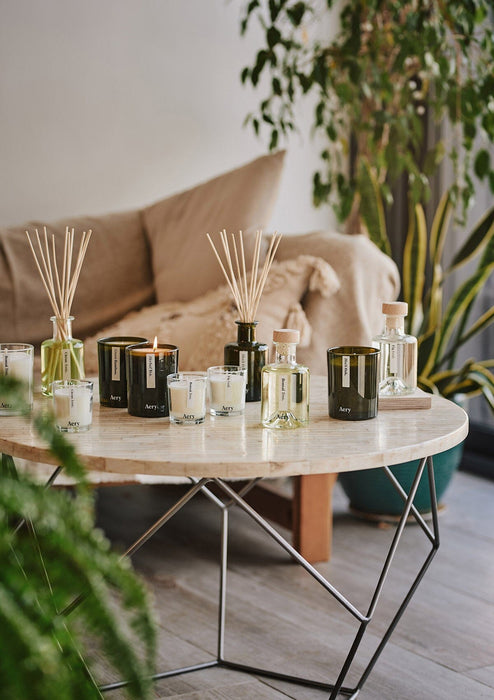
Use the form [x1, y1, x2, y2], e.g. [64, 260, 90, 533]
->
[239, 0, 494, 511]
[240, 0, 494, 232]
[337, 173, 494, 514]
[0, 376, 156, 699]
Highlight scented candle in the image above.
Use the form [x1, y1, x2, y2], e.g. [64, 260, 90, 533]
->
[0, 343, 34, 414]
[207, 365, 246, 416]
[52, 379, 93, 432]
[167, 373, 207, 424]
[127, 339, 178, 417]
[97, 336, 147, 407]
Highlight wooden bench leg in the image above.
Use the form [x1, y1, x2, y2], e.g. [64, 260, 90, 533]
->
[292, 473, 338, 564]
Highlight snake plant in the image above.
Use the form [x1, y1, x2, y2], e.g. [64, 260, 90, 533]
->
[361, 162, 494, 410]
[0, 376, 156, 699]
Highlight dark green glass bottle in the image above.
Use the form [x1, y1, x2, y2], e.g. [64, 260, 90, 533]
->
[224, 321, 268, 402]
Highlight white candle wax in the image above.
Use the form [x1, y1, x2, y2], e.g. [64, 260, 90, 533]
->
[169, 378, 206, 423]
[53, 385, 93, 432]
[0, 347, 34, 413]
[209, 374, 245, 414]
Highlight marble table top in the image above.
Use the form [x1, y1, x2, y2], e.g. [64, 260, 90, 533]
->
[0, 376, 468, 479]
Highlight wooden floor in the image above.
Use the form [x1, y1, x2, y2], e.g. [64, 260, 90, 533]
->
[93, 470, 494, 700]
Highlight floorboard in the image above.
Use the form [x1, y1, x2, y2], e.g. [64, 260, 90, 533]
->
[93, 471, 494, 699]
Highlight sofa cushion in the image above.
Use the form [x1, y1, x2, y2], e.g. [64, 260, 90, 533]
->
[276, 232, 401, 374]
[1, 210, 154, 346]
[142, 151, 285, 304]
[84, 254, 340, 373]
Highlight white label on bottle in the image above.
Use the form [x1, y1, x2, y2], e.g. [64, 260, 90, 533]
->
[225, 373, 233, 401]
[70, 386, 76, 414]
[239, 350, 248, 371]
[389, 343, 403, 374]
[186, 380, 194, 408]
[3, 354, 9, 374]
[358, 354, 366, 397]
[146, 354, 155, 389]
[111, 347, 120, 381]
[62, 349, 71, 380]
[279, 374, 289, 410]
[342, 356, 350, 388]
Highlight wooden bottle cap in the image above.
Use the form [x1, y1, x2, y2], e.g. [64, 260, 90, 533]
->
[273, 329, 300, 343]
[382, 301, 408, 316]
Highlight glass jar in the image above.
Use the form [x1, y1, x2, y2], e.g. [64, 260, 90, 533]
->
[41, 316, 85, 397]
[224, 321, 268, 402]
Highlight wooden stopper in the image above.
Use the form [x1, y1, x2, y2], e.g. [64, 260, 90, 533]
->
[382, 301, 408, 316]
[273, 329, 300, 344]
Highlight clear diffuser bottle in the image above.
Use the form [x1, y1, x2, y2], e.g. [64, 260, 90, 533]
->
[372, 301, 417, 395]
[41, 316, 85, 397]
[261, 328, 310, 429]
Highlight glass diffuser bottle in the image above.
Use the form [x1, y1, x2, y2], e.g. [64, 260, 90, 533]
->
[207, 229, 282, 403]
[26, 226, 92, 397]
[261, 328, 310, 429]
[224, 321, 268, 402]
[372, 301, 417, 395]
[41, 316, 85, 396]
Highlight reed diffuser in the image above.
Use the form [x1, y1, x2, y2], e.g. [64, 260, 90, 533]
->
[207, 229, 282, 401]
[26, 226, 92, 396]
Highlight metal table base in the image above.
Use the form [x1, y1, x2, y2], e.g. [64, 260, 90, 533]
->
[91, 455, 439, 700]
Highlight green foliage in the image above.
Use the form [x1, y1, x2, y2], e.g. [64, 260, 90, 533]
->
[363, 172, 494, 409]
[240, 0, 494, 226]
[0, 377, 156, 699]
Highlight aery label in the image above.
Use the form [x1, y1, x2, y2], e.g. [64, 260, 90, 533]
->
[342, 356, 350, 388]
[389, 343, 403, 374]
[3, 354, 9, 375]
[62, 349, 71, 380]
[111, 347, 120, 381]
[358, 354, 366, 397]
[278, 374, 289, 410]
[146, 354, 155, 389]
[238, 350, 248, 372]
[186, 380, 194, 408]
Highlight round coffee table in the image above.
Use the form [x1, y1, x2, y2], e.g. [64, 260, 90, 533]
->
[0, 376, 468, 699]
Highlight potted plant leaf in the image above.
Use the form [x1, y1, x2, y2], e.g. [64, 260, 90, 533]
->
[0, 376, 156, 698]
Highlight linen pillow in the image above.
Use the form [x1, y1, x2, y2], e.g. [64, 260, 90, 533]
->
[142, 151, 285, 304]
[84, 255, 340, 374]
[0, 210, 155, 346]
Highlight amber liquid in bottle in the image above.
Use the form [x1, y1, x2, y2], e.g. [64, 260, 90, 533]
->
[261, 329, 309, 429]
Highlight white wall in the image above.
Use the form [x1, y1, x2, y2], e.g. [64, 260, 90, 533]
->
[0, 0, 336, 233]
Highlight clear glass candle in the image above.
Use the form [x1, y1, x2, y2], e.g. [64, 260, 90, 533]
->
[0, 343, 34, 414]
[207, 365, 246, 416]
[167, 373, 207, 424]
[52, 379, 93, 432]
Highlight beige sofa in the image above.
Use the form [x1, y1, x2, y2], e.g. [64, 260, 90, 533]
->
[0, 151, 400, 562]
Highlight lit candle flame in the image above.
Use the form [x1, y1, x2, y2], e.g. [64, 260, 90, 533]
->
[152, 336, 158, 351]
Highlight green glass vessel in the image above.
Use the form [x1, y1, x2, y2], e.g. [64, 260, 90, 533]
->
[327, 346, 379, 420]
[41, 316, 84, 397]
[224, 321, 268, 402]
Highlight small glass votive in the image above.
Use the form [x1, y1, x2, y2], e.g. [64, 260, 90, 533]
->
[0, 343, 34, 414]
[52, 379, 93, 432]
[207, 365, 246, 416]
[167, 373, 207, 425]
[97, 336, 147, 407]
[327, 346, 380, 421]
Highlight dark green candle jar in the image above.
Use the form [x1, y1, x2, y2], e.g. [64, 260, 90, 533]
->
[127, 342, 179, 417]
[97, 336, 148, 408]
[327, 346, 380, 420]
[224, 321, 268, 402]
